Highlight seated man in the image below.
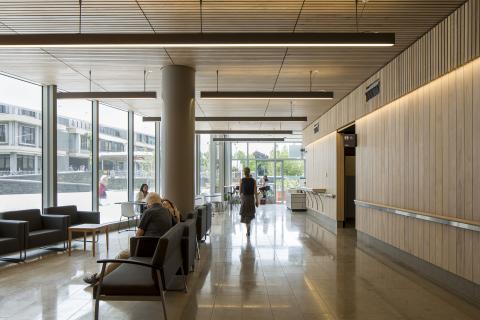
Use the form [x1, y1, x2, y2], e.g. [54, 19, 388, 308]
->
[258, 175, 270, 198]
[83, 192, 173, 285]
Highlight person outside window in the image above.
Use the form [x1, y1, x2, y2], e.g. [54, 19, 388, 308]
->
[239, 167, 258, 237]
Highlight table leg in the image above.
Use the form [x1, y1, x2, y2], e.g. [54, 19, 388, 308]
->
[105, 227, 109, 252]
[83, 232, 86, 251]
[92, 232, 96, 257]
[68, 229, 72, 256]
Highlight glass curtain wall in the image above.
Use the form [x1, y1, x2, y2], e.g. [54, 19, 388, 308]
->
[225, 141, 305, 203]
[198, 134, 210, 194]
[231, 142, 247, 185]
[0, 74, 42, 211]
[57, 100, 92, 210]
[99, 104, 128, 223]
[133, 114, 155, 198]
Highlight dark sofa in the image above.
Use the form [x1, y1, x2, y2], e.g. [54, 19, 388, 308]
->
[0, 209, 69, 257]
[0, 219, 28, 261]
[44, 205, 100, 226]
[195, 204, 212, 242]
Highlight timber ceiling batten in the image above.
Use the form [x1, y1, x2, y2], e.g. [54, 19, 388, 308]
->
[134, 0, 174, 65]
[0, 0, 468, 131]
[263, 0, 306, 117]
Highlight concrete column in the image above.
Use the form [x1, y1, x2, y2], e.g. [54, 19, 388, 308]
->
[161, 65, 195, 215]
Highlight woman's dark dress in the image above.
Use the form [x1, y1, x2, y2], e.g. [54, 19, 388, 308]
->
[239, 177, 256, 224]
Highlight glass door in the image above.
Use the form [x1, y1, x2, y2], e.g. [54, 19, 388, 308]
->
[255, 159, 275, 203]
[275, 161, 285, 203]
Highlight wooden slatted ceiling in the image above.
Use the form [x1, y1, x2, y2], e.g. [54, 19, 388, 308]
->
[0, 0, 468, 131]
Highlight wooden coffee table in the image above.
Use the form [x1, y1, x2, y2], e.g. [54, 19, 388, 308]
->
[68, 224, 109, 257]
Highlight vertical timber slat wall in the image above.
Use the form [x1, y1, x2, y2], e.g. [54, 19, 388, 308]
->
[355, 58, 480, 284]
[303, 0, 480, 284]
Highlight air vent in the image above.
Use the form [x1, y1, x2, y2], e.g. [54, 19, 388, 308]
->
[365, 79, 380, 102]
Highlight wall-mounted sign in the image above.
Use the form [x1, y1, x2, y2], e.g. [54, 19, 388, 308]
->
[365, 79, 380, 102]
[343, 134, 357, 147]
[313, 122, 319, 134]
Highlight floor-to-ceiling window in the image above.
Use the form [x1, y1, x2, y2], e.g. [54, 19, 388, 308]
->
[57, 100, 92, 210]
[133, 114, 155, 197]
[198, 134, 210, 194]
[275, 142, 305, 201]
[0, 74, 42, 211]
[230, 142, 248, 185]
[99, 104, 128, 223]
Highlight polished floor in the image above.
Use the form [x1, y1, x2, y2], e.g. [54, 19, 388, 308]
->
[0, 204, 479, 320]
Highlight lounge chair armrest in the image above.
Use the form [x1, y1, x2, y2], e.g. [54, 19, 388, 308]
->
[42, 214, 69, 230]
[96, 259, 160, 270]
[77, 211, 100, 224]
[0, 220, 27, 238]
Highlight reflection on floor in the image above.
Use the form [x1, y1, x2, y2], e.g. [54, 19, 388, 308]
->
[0, 204, 479, 319]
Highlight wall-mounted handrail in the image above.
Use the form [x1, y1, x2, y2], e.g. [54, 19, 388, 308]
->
[354, 200, 480, 232]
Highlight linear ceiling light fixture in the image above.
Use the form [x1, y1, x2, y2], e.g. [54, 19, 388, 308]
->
[200, 91, 333, 100]
[57, 91, 157, 99]
[0, 33, 395, 48]
[142, 116, 307, 122]
[196, 130, 293, 134]
[213, 138, 285, 142]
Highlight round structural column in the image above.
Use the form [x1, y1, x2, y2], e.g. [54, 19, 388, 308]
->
[161, 65, 195, 215]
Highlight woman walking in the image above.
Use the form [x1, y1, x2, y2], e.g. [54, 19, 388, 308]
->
[239, 167, 258, 237]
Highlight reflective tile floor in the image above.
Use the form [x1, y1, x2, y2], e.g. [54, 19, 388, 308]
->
[1, 204, 479, 319]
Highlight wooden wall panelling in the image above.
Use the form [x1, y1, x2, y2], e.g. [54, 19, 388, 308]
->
[336, 133, 345, 222]
[473, 59, 480, 284]
[353, 59, 480, 283]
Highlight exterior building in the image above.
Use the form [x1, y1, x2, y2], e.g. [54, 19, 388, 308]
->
[0, 102, 155, 178]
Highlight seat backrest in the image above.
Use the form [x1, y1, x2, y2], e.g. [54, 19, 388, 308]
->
[151, 223, 184, 284]
[182, 218, 196, 238]
[121, 203, 136, 218]
[0, 209, 42, 232]
[44, 205, 78, 225]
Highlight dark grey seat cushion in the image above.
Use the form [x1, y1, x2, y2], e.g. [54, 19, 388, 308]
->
[0, 209, 42, 231]
[28, 229, 64, 248]
[44, 206, 78, 225]
[101, 262, 161, 296]
[0, 237, 19, 254]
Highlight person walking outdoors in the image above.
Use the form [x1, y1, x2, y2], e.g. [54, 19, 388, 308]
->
[239, 167, 258, 237]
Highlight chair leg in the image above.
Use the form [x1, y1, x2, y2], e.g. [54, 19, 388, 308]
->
[160, 289, 168, 320]
[180, 266, 188, 293]
[94, 297, 100, 320]
[195, 239, 200, 260]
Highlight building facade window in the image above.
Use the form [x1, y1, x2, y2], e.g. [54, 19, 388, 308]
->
[80, 134, 91, 151]
[17, 155, 35, 172]
[19, 125, 36, 145]
[0, 154, 9, 172]
[0, 124, 7, 143]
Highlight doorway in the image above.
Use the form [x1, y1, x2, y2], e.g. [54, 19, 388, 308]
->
[255, 159, 284, 203]
[339, 124, 356, 228]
